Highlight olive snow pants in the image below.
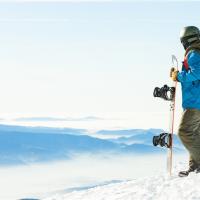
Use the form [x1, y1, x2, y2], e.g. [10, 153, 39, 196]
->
[178, 109, 200, 167]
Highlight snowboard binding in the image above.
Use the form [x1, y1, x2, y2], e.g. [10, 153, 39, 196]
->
[153, 85, 175, 101]
[152, 85, 175, 149]
[153, 133, 172, 148]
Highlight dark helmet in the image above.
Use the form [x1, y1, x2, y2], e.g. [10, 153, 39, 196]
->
[180, 26, 200, 50]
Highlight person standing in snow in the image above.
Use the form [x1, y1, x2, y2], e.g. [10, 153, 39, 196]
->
[171, 26, 200, 177]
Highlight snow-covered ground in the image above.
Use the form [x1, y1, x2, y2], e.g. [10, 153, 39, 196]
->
[0, 154, 190, 200]
[43, 161, 200, 200]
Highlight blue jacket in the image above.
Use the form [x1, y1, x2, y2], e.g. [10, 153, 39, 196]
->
[177, 51, 200, 110]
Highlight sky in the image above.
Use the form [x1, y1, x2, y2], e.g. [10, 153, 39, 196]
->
[0, 1, 199, 130]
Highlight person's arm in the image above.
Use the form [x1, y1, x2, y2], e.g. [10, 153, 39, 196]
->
[177, 51, 200, 82]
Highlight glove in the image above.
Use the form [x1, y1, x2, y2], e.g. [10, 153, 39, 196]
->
[170, 67, 179, 82]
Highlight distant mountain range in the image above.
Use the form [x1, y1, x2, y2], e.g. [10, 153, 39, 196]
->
[0, 124, 86, 135]
[96, 129, 163, 137]
[108, 130, 183, 148]
[14, 116, 105, 122]
[0, 124, 185, 165]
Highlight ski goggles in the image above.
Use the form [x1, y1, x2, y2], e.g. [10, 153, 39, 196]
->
[181, 35, 199, 50]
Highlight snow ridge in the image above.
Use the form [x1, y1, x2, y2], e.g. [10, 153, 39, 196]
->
[43, 162, 200, 200]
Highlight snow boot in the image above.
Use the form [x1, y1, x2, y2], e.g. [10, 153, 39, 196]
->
[178, 164, 200, 177]
[195, 166, 200, 174]
[178, 167, 195, 177]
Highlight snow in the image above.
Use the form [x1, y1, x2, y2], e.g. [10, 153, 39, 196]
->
[43, 162, 200, 200]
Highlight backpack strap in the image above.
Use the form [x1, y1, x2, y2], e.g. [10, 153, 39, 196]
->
[183, 55, 189, 71]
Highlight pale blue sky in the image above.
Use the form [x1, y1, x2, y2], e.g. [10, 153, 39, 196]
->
[0, 1, 199, 129]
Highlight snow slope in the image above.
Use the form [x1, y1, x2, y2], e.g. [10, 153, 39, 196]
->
[43, 162, 200, 200]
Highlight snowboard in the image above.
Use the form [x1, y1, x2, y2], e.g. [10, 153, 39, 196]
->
[167, 55, 178, 176]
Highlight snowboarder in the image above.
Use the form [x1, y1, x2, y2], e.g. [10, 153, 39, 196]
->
[170, 26, 200, 177]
